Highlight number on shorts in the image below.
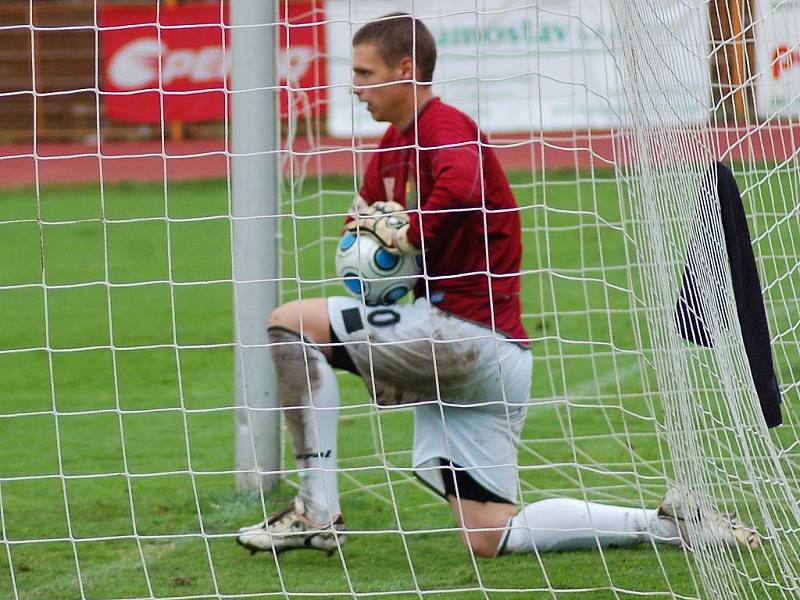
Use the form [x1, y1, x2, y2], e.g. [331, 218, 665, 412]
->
[367, 308, 401, 327]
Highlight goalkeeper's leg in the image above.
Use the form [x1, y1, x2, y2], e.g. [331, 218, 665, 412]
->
[491, 497, 683, 556]
[452, 491, 759, 557]
[237, 299, 345, 555]
[439, 470, 682, 557]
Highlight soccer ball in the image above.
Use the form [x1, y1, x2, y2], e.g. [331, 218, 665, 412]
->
[335, 231, 421, 305]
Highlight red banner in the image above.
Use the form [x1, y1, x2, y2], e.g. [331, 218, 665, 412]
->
[100, 3, 326, 124]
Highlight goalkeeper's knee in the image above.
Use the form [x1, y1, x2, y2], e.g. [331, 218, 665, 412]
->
[268, 299, 331, 354]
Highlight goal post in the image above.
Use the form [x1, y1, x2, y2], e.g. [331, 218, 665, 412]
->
[230, 0, 281, 493]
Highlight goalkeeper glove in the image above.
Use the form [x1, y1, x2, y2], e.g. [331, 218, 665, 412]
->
[346, 199, 419, 255]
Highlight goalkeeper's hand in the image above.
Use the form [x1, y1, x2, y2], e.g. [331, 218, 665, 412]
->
[346, 199, 419, 255]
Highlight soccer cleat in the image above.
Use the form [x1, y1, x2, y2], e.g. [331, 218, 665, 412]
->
[657, 487, 760, 550]
[236, 498, 346, 557]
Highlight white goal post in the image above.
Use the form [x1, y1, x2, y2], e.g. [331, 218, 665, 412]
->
[230, 0, 281, 493]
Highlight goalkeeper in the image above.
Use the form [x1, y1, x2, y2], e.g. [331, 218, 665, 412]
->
[237, 13, 758, 558]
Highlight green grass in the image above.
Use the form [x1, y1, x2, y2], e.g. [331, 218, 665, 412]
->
[0, 167, 798, 599]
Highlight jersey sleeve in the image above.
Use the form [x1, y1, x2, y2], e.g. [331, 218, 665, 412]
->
[406, 118, 485, 249]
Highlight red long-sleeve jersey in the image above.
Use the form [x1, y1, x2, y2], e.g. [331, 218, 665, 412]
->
[358, 97, 528, 343]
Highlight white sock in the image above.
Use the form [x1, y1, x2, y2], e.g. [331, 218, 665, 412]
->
[499, 497, 682, 554]
[269, 328, 340, 525]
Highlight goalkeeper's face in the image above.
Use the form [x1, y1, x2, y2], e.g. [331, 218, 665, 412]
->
[352, 43, 414, 125]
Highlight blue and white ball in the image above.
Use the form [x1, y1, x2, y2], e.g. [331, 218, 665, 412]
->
[335, 231, 421, 305]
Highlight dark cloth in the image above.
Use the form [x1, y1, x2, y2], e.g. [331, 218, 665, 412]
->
[676, 161, 782, 427]
[438, 458, 513, 505]
[329, 325, 359, 375]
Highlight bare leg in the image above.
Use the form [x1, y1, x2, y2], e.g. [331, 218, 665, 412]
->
[447, 496, 517, 558]
[270, 298, 332, 360]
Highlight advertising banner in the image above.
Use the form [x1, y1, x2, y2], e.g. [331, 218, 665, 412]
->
[325, 0, 710, 137]
[101, 3, 325, 124]
[755, 0, 800, 119]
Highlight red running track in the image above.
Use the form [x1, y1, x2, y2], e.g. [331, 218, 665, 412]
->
[0, 125, 797, 188]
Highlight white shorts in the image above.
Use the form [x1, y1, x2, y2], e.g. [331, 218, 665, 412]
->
[328, 296, 532, 504]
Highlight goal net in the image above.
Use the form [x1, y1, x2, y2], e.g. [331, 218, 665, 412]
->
[1, 0, 798, 598]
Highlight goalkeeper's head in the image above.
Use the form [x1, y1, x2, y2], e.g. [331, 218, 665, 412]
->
[351, 13, 437, 126]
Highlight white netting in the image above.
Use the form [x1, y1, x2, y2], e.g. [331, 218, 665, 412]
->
[0, 0, 799, 598]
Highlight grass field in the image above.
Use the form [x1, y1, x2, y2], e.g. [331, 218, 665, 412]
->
[0, 167, 797, 599]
